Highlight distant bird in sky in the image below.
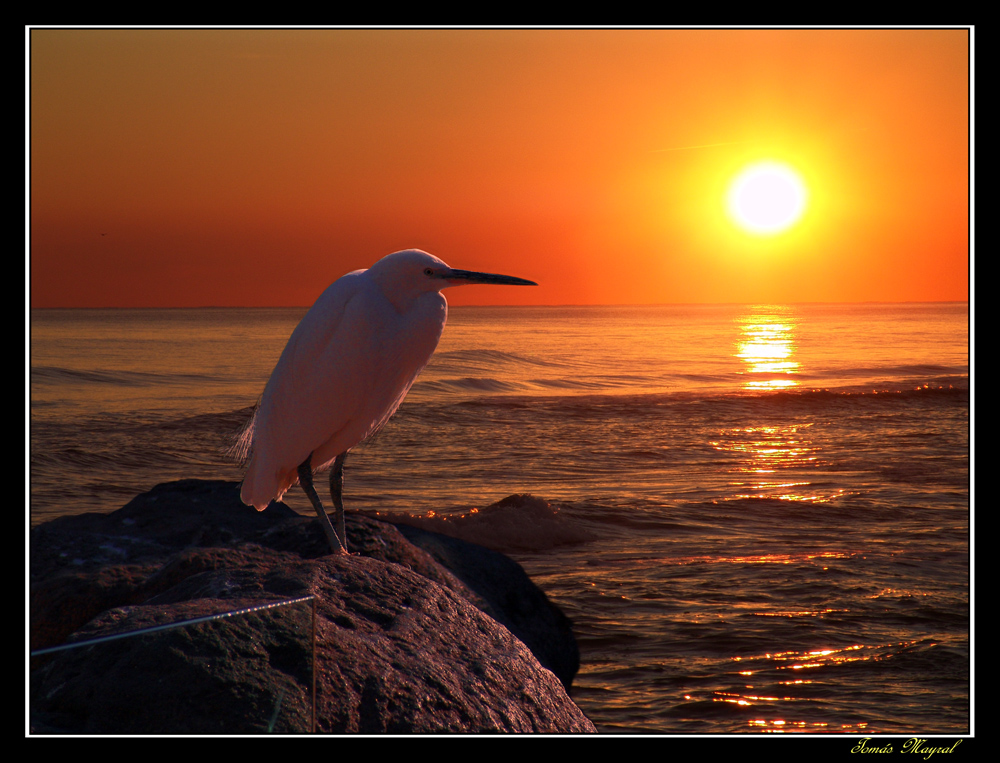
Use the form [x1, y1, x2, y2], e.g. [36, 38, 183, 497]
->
[235, 249, 537, 554]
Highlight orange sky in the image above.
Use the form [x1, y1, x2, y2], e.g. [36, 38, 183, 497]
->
[29, 28, 970, 307]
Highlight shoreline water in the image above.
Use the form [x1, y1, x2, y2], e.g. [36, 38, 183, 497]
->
[29, 303, 970, 733]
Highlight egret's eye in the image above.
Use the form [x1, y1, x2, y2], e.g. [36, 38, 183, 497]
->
[424, 268, 434, 277]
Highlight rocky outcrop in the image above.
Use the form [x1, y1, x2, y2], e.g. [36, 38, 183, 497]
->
[29, 480, 594, 734]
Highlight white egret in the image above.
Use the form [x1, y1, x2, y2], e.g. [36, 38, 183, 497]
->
[235, 249, 537, 555]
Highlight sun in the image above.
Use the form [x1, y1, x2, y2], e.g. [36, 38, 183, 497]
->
[726, 161, 808, 235]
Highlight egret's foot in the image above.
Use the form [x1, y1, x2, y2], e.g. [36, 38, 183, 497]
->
[336, 532, 351, 556]
[298, 457, 349, 556]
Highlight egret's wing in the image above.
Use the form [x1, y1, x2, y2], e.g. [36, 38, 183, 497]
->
[307, 288, 447, 470]
[241, 274, 369, 506]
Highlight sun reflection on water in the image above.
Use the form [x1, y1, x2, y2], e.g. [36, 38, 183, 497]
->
[708, 422, 836, 502]
[735, 306, 800, 389]
[703, 306, 840, 501]
[679, 642, 919, 733]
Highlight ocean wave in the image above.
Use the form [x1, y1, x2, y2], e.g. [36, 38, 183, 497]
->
[417, 377, 525, 394]
[818, 363, 966, 378]
[528, 377, 613, 390]
[31, 365, 220, 388]
[759, 382, 969, 404]
[428, 381, 969, 418]
[431, 348, 564, 371]
[368, 494, 596, 553]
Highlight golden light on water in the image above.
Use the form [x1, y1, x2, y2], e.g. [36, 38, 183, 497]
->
[736, 307, 800, 389]
[704, 306, 851, 503]
[710, 423, 832, 503]
[663, 551, 850, 568]
[718, 424, 817, 471]
[680, 642, 914, 732]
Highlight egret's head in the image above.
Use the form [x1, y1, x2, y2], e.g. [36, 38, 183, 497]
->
[371, 249, 536, 296]
[369, 249, 446, 289]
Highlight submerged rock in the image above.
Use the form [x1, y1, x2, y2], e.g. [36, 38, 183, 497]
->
[29, 480, 593, 734]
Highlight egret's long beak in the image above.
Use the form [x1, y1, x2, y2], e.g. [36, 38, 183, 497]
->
[444, 269, 537, 286]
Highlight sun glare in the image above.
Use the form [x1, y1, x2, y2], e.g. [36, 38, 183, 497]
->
[727, 161, 808, 235]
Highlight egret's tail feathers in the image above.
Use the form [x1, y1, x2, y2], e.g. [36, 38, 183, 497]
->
[228, 405, 258, 467]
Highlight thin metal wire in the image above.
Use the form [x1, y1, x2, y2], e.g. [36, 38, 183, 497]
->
[30, 595, 317, 656]
[31, 595, 319, 732]
[311, 596, 317, 734]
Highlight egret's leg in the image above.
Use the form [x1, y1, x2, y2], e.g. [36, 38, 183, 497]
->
[329, 453, 348, 553]
[297, 457, 347, 556]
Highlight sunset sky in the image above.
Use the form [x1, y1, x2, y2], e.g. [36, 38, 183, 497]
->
[29, 28, 970, 308]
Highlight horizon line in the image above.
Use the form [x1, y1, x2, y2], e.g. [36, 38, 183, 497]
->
[28, 298, 971, 310]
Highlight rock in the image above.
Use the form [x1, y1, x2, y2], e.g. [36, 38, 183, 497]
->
[392, 522, 581, 694]
[29, 480, 594, 734]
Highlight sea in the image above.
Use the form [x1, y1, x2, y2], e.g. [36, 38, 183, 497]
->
[28, 302, 971, 735]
